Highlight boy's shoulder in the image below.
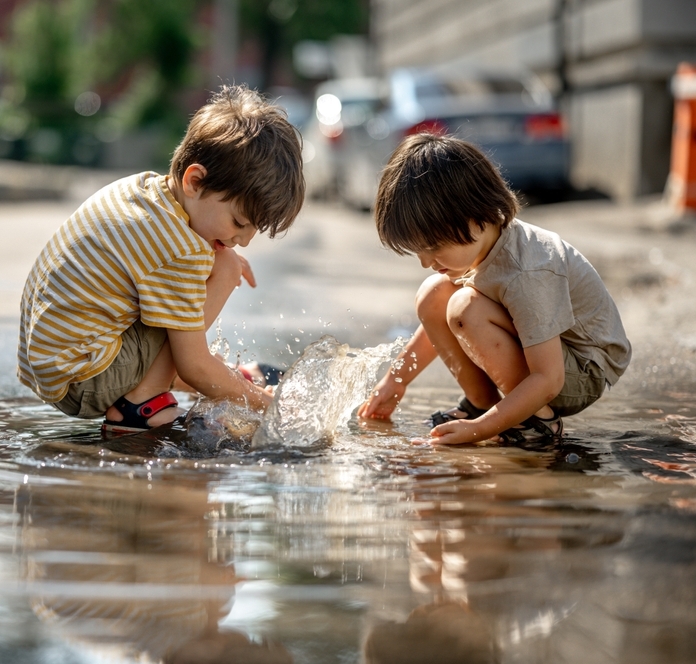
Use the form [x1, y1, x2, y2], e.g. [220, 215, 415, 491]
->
[81, 171, 186, 222]
[90, 170, 163, 201]
[494, 218, 573, 270]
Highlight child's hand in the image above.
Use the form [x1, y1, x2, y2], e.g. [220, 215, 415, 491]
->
[428, 419, 483, 445]
[357, 375, 406, 420]
[235, 252, 257, 288]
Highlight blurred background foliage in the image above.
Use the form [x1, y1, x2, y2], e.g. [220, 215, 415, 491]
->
[0, 0, 367, 167]
[240, 0, 368, 90]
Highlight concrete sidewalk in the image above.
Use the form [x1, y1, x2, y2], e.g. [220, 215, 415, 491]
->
[1, 162, 695, 407]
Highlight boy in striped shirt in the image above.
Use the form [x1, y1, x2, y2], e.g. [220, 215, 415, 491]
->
[17, 85, 305, 434]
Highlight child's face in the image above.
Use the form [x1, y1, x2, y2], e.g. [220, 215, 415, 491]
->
[416, 225, 499, 279]
[187, 191, 257, 252]
[178, 164, 257, 251]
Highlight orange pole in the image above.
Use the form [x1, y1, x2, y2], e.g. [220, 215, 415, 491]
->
[668, 63, 696, 213]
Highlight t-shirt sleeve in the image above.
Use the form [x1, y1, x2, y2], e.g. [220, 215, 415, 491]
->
[502, 270, 575, 347]
[136, 252, 214, 330]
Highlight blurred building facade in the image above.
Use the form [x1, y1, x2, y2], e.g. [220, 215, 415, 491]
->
[371, 0, 696, 201]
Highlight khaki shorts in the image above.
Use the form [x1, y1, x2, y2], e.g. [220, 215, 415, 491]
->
[549, 341, 606, 417]
[54, 320, 168, 419]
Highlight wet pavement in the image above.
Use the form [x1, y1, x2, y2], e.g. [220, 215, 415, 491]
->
[2, 169, 696, 663]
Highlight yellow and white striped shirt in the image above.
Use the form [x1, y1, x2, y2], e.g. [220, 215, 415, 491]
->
[17, 172, 215, 402]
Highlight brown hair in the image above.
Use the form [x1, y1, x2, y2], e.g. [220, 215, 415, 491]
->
[375, 133, 519, 254]
[170, 84, 305, 237]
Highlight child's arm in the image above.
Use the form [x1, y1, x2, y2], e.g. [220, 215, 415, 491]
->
[358, 324, 439, 420]
[429, 335, 565, 444]
[168, 328, 272, 411]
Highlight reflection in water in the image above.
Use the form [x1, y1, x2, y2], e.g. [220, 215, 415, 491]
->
[14, 476, 291, 663]
[1, 382, 696, 661]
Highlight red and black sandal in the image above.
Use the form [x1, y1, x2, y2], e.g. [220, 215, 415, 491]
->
[101, 392, 180, 435]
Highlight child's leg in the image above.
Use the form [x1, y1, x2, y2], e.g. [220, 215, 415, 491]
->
[416, 275, 500, 410]
[106, 248, 244, 427]
[445, 285, 555, 420]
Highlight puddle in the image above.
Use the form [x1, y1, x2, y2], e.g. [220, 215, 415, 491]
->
[1, 339, 696, 663]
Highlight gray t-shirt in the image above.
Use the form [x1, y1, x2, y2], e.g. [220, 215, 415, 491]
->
[455, 219, 631, 385]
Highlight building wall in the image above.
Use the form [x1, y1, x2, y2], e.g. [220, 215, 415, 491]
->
[371, 0, 696, 200]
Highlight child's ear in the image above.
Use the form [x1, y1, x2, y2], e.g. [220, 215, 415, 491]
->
[181, 164, 208, 198]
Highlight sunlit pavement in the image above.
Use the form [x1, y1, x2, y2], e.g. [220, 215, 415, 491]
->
[1, 182, 696, 406]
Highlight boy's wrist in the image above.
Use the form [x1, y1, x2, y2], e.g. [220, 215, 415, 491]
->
[384, 370, 412, 389]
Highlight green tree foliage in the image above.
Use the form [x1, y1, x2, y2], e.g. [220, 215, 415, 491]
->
[239, 0, 369, 89]
[91, 0, 201, 129]
[0, 0, 202, 164]
[0, 0, 368, 164]
[0, 0, 94, 161]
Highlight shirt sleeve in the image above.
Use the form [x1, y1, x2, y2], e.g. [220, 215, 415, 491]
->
[136, 252, 214, 330]
[502, 270, 575, 347]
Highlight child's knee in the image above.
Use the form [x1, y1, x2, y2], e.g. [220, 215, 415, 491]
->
[415, 274, 457, 322]
[445, 286, 479, 333]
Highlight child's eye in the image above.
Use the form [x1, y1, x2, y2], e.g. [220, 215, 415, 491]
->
[233, 219, 246, 229]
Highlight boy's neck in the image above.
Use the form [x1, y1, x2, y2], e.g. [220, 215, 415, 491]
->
[472, 224, 502, 270]
[165, 175, 184, 209]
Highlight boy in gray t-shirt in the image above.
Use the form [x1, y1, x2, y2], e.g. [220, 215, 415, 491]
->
[358, 134, 631, 445]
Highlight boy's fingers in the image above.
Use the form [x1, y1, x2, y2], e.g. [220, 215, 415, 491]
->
[429, 421, 474, 445]
[358, 400, 379, 419]
[237, 254, 257, 288]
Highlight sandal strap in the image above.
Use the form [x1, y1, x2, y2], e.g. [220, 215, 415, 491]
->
[238, 366, 254, 381]
[109, 392, 178, 429]
[456, 397, 487, 419]
[256, 363, 285, 386]
[521, 412, 563, 437]
[429, 396, 487, 427]
[499, 412, 563, 443]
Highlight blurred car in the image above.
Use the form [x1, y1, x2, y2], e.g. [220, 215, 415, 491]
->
[301, 77, 386, 200]
[335, 67, 570, 210]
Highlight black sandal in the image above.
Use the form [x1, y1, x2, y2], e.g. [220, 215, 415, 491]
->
[428, 397, 487, 427]
[256, 363, 285, 387]
[498, 411, 564, 444]
[101, 392, 180, 435]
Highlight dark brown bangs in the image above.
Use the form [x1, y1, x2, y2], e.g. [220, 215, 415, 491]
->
[376, 133, 512, 254]
[171, 85, 305, 238]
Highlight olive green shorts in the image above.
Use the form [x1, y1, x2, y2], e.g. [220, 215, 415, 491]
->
[54, 320, 168, 419]
[548, 341, 606, 417]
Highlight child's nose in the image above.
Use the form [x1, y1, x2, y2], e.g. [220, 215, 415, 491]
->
[236, 227, 257, 247]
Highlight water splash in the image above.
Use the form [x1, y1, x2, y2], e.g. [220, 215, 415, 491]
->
[188, 336, 402, 451]
[251, 336, 403, 449]
[183, 398, 263, 454]
[208, 318, 230, 361]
